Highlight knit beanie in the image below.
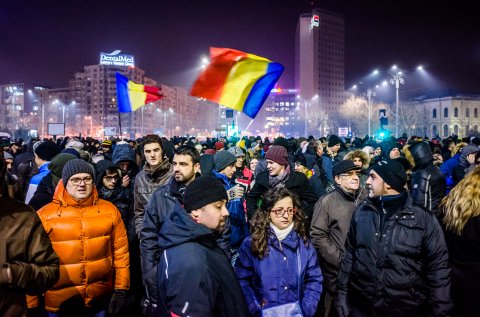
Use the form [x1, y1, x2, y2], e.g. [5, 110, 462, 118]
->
[65, 139, 84, 152]
[183, 176, 228, 212]
[328, 135, 342, 147]
[34, 141, 60, 161]
[62, 159, 95, 186]
[214, 141, 224, 151]
[228, 146, 245, 158]
[214, 151, 237, 172]
[371, 160, 407, 192]
[461, 145, 479, 158]
[265, 145, 288, 166]
[49, 153, 77, 186]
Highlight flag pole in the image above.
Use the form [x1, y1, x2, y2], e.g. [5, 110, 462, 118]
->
[239, 118, 255, 140]
[118, 113, 122, 139]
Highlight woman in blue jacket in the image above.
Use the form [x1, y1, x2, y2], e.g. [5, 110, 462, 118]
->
[235, 187, 323, 317]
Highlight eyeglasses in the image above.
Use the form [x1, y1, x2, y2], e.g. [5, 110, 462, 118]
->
[70, 177, 93, 186]
[339, 171, 360, 178]
[104, 176, 119, 183]
[270, 207, 297, 217]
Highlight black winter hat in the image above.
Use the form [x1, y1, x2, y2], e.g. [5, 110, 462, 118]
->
[62, 159, 95, 186]
[183, 176, 228, 212]
[34, 141, 60, 161]
[371, 160, 407, 192]
[328, 135, 342, 147]
[214, 151, 237, 172]
[333, 160, 360, 177]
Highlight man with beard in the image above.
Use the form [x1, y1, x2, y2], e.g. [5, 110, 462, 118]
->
[140, 145, 200, 316]
[335, 160, 451, 317]
[156, 175, 249, 317]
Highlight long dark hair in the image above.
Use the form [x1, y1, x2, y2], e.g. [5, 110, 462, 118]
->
[250, 187, 308, 259]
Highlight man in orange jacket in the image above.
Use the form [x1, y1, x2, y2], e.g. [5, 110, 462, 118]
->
[37, 159, 130, 317]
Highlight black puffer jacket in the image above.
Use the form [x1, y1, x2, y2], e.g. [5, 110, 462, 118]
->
[409, 142, 446, 217]
[336, 192, 452, 317]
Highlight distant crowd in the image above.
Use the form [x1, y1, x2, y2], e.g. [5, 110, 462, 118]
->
[1, 131, 480, 317]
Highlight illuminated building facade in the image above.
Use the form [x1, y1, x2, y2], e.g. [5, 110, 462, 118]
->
[296, 8, 350, 136]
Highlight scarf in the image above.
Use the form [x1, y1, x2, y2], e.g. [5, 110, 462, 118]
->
[144, 159, 171, 179]
[270, 222, 294, 241]
[268, 164, 291, 188]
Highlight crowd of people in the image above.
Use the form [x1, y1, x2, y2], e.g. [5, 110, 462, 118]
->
[1, 131, 480, 317]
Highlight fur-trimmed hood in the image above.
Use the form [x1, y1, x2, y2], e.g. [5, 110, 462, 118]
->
[344, 149, 370, 169]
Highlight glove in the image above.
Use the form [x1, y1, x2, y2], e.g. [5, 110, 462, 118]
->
[108, 289, 128, 316]
[227, 185, 245, 201]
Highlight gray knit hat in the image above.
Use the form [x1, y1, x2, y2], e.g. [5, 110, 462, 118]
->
[62, 159, 95, 186]
[214, 151, 237, 172]
[228, 146, 245, 158]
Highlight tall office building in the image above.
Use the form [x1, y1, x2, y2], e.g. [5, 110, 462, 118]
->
[296, 8, 350, 136]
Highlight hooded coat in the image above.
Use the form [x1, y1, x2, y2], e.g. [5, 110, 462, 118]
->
[409, 142, 446, 217]
[156, 204, 250, 317]
[37, 182, 130, 312]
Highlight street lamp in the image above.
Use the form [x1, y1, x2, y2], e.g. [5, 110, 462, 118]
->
[365, 88, 376, 137]
[389, 66, 405, 138]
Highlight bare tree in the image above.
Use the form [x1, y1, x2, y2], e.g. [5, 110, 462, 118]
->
[338, 96, 392, 137]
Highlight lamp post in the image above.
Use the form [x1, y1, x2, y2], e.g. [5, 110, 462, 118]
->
[389, 66, 405, 138]
[365, 88, 376, 137]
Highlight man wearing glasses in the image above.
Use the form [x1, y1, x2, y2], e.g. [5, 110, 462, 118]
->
[310, 160, 367, 317]
[37, 159, 130, 317]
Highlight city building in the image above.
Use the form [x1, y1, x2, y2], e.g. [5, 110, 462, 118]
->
[295, 8, 351, 137]
[0, 83, 49, 138]
[402, 91, 480, 138]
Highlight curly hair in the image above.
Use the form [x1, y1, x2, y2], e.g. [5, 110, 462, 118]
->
[442, 165, 480, 235]
[250, 187, 308, 259]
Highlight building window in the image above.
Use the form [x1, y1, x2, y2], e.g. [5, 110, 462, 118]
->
[444, 107, 448, 117]
[475, 108, 478, 118]
[443, 124, 449, 137]
[466, 125, 470, 134]
[454, 125, 459, 135]
[432, 109, 437, 118]
[475, 125, 479, 132]
[432, 125, 437, 136]
[466, 108, 470, 117]
[454, 107, 458, 117]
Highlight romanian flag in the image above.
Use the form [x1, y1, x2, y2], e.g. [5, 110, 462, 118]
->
[190, 47, 284, 119]
[115, 73, 163, 112]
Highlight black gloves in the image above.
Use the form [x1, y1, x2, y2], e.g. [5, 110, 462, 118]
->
[108, 289, 128, 316]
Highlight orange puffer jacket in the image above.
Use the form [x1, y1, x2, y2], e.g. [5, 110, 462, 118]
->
[37, 181, 130, 312]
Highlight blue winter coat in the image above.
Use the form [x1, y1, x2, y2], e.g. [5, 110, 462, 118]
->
[235, 229, 323, 317]
[212, 170, 249, 248]
[157, 204, 250, 317]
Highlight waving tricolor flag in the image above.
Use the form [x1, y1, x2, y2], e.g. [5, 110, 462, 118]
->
[190, 47, 284, 119]
[115, 73, 163, 112]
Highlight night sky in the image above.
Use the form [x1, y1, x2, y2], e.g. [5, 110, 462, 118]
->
[1, 0, 479, 93]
